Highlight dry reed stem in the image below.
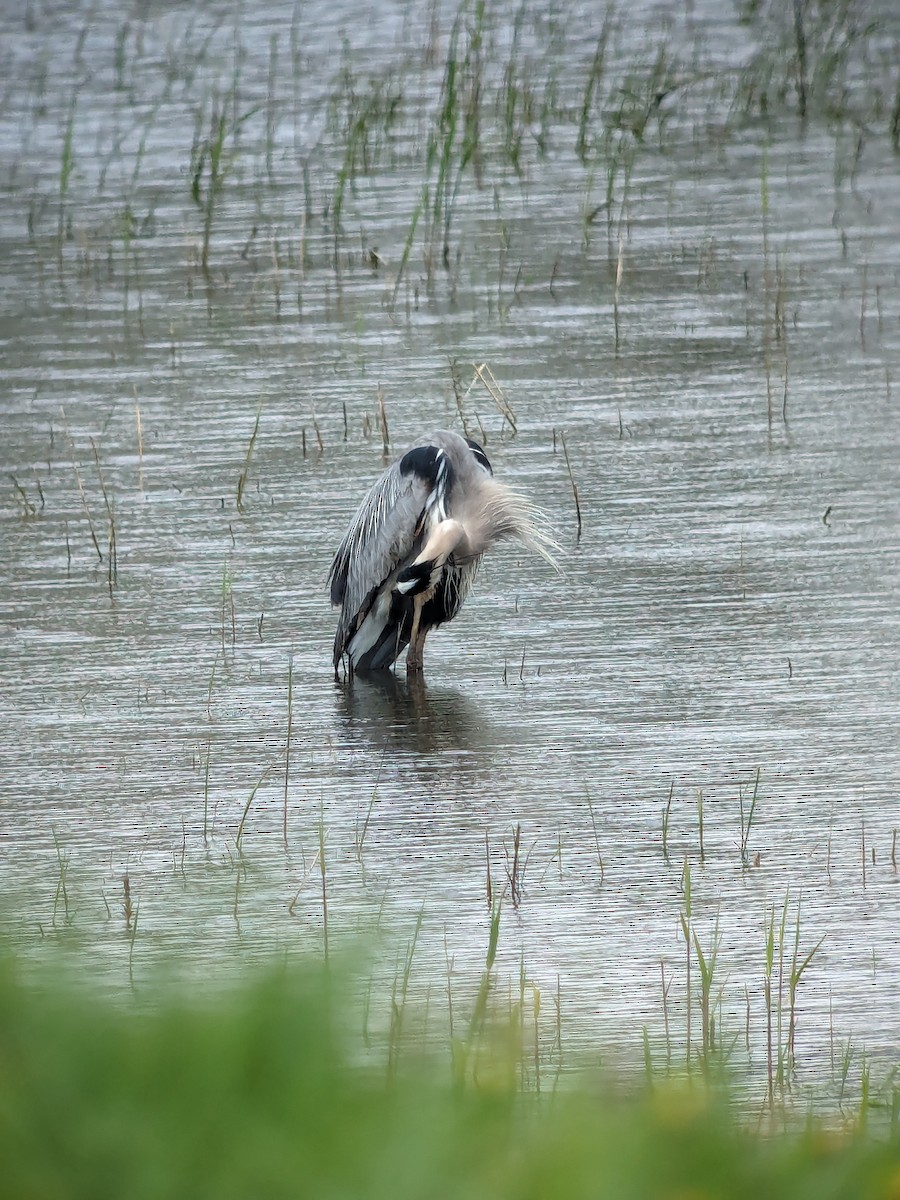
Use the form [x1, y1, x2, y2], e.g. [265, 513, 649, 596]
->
[377, 385, 390, 455]
[557, 429, 582, 539]
[470, 362, 517, 433]
[61, 409, 102, 561]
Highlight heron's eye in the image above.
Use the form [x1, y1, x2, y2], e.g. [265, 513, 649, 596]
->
[465, 438, 492, 474]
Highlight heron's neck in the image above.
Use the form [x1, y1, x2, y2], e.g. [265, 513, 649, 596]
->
[415, 518, 469, 566]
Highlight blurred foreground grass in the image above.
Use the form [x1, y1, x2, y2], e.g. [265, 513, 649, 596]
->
[1, 955, 899, 1200]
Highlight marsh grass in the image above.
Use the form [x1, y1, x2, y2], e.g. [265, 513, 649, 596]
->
[354, 746, 385, 866]
[471, 362, 517, 434]
[452, 898, 503, 1085]
[219, 558, 236, 651]
[328, 62, 403, 270]
[235, 764, 276, 856]
[680, 859, 693, 1068]
[764, 892, 825, 1107]
[236, 407, 261, 514]
[423, 4, 487, 282]
[505, 823, 523, 907]
[388, 906, 424, 1078]
[283, 654, 294, 847]
[377, 385, 391, 455]
[740, 768, 761, 868]
[662, 778, 675, 862]
[692, 915, 723, 1071]
[89, 437, 117, 591]
[121, 872, 134, 935]
[8, 474, 37, 517]
[660, 960, 673, 1064]
[2, 951, 898, 1200]
[697, 789, 706, 861]
[26, 0, 897, 326]
[736, 0, 892, 134]
[556, 429, 582, 540]
[585, 786, 605, 884]
[57, 89, 77, 258]
[190, 91, 261, 274]
[15, 767, 898, 1133]
[202, 738, 212, 844]
[51, 831, 72, 929]
[319, 803, 329, 962]
[61, 413, 103, 564]
[576, 15, 613, 166]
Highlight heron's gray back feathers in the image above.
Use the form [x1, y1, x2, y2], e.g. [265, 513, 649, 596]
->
[328, 460, 427, 648]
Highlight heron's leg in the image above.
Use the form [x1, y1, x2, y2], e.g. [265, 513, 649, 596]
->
[406, 597, 427, 674]
[406, 626, 427, 673]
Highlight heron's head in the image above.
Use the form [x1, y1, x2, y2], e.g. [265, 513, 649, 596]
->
[464, 438, 493, 475]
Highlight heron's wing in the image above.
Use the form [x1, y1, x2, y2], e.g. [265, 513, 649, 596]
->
[328, 459, 430, 642]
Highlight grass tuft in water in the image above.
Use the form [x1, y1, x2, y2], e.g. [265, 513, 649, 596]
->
[740, 767, 762, 867]
[236, 406, 262, 514]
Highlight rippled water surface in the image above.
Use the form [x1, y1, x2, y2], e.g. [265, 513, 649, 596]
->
[1, 0, 899, 1097]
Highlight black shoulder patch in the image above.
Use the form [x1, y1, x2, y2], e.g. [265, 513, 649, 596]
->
[465, 438, 493, 475]
[399, 444, 441, 483]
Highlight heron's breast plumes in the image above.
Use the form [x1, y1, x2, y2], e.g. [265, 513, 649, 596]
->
[454, 478, 559, 568]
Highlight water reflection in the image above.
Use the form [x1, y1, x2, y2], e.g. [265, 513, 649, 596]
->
[333, 671, 491, 761]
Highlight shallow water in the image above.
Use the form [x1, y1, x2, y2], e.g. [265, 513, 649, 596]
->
[1, 0, 899, 1097]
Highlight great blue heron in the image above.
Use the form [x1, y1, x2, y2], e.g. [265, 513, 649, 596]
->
[328, 430, 556, 677]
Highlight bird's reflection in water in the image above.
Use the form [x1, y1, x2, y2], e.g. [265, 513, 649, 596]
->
[334, 670, 492, 770]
